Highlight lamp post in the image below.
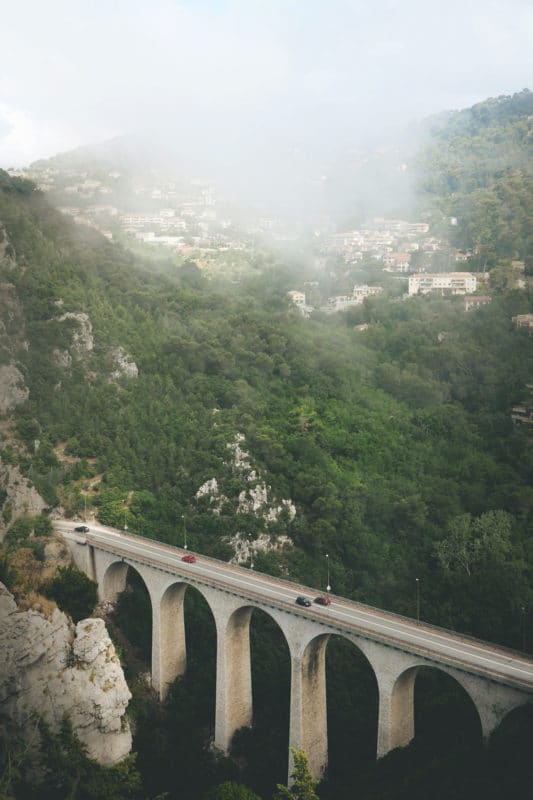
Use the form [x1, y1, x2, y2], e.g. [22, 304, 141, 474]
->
[326, 553, 331, 593]
[248, 533, 254, 570]
[123, 498, 128, 531]
[84, 494, 87, 522]
[415, 577, 420, 623]
[182, 515, 188, 550]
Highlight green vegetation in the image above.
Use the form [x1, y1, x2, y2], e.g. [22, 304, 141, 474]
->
[1, 167, 532, 645]
[1, 89, 533, 799]
[205, 783, 262, 800]
[417, 89, 533, 266]
[44, 566, 98, 622]
[0, 720, 143, 800]
[274, 750, 319, 800]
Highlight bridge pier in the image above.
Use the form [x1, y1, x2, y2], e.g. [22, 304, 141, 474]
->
[152, 583, 187, 700]
[214, 605, 253, 753]
[376, 666, 417, 757]
[288, 635, 329, 781]
[59, 529, 533, 783]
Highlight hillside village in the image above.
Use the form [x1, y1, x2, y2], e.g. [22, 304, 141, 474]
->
[10, 163, 307, 255]
[9, 165, 528, 320]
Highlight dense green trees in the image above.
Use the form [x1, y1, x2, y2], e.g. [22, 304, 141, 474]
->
[0, 720, 143, 800]
[44, 566, 98, 622]
[205, 783, 262, 800]
[1, 164, 533, 649]
[274, 751, 319, 800]
[417, 90, 533, 266]
[1, 86, 533, 798]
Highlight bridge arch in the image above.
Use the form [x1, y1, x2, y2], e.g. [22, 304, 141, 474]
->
[153, 578, 218, 699]
[102, 560, 154, 668]
[66, 530, 533, 787]
[388, 662, 483, 754]
[215, 602, 292, 758]
[296, 631, 380, 781]
[101, 559, 130, 603]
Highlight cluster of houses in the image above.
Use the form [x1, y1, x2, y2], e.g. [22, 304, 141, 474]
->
[323, 217, 469, 272]
[16, 165, 245, 253]
[288, 285, 383, 316]
[288, 270, 496, 318]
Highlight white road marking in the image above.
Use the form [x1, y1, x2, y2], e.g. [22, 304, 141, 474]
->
[57, 522, 533, 686]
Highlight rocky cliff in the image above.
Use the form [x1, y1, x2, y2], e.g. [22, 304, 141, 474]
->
[0, 460, 47, 541]
[0, 582, 132, 766]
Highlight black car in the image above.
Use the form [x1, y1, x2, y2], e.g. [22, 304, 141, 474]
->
[74, 525, 89, 533]
[296, 596, 312, 607]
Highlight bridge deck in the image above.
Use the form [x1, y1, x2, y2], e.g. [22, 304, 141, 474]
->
[55, 521, 533, 693]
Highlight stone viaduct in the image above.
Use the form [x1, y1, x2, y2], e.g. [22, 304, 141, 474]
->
[60, 523, 533, 780]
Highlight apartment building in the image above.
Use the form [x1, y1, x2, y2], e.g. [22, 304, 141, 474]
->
[408, 272, 477, 296]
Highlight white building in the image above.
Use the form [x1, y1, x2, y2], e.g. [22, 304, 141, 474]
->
[408, 272, 477, 296]
[324, 296, 359, 312]
[287, 291, 306, 306]
[287, 291, 313, 317]
[352, 285, 383, 301]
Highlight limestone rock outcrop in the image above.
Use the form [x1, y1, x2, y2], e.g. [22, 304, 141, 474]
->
[0, 582, 132, 765]
[195, 432, 296, 562]
[108, 346, 138, 380]
[0, 461, 46, 541]
[57, 312, 94, 355]
[0, 364, 29, 414]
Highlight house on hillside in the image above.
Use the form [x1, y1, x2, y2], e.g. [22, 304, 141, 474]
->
[512, 314, 533, 333]
[408, 272, 477, 296]
[464, 295, 491, 311]
[287, 291, 313, 317]
[352, 285, 383, 302]
[383, 253, 411, 272]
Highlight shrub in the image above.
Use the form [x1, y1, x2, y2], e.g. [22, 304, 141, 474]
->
[45, 566, 98, 623]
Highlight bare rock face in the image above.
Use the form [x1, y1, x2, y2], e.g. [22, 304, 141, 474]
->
[52, 348, 72, 368]
[108, 346, 138, 380]
[0, 364, 29, 414]
[58, 312, 94, 355]
[195, 433, 296, 561]
[0, 225, 16, 266]
[0, 583, 132, 765]
[0, 461, 46, 540]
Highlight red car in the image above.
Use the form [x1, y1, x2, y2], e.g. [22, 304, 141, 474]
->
[314, 596, 331, 606]
[181, 554, 197, 564]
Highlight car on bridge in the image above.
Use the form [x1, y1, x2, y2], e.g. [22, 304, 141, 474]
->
[181, 554, 197, 564]
[296, 596, 312, 607]
[314, 596, 331, 606]
[74, 525, 89, 533]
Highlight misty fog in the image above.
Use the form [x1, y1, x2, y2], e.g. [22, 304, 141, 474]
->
[1, 2, 532, 193]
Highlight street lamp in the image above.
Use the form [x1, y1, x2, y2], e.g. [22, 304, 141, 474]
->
[123, 503, 128, 532]
[182, 515, 188, 550]
[248, 533, 254, 570]
[326, 553, 331, 593]
[415, 578, 420, 623]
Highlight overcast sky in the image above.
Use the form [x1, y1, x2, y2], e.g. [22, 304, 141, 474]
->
[0, 0, 532, 168]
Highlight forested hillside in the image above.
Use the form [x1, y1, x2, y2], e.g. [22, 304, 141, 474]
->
[1, 90, 533, 799]
[1, 165, 532, 645]
[417, 89, 533, 266]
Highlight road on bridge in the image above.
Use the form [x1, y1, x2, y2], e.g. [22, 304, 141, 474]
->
[54, 520, 533, 693]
